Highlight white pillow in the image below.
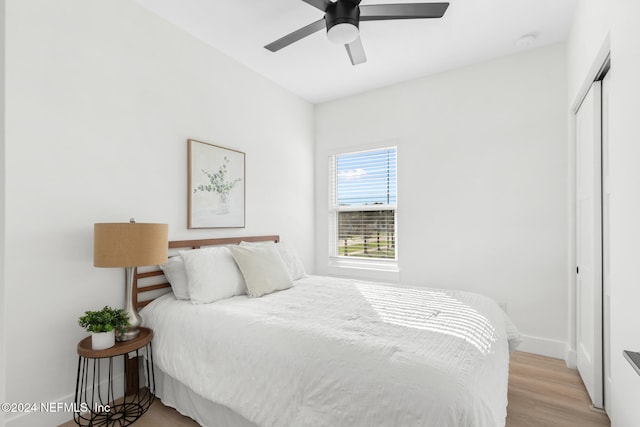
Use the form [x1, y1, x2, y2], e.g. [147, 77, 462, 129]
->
[229, 245, 292, 298]
[180, 247, 246, 304]
[275, 241, 306, 280]
[239, 240, 306, 280]
[159, 256, 190, 300]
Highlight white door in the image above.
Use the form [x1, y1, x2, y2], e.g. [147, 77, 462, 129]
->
[601, 72, 611, 412]
[575, 80, 603, 409]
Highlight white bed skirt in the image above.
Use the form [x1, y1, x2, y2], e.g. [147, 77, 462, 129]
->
[154, 364, 257, 427]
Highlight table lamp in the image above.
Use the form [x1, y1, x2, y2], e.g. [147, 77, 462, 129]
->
[94, 219, 168, 341]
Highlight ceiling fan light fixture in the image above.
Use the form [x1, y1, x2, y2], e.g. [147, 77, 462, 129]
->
[325, 0, 360, 44]
[327, 23, 359, 44]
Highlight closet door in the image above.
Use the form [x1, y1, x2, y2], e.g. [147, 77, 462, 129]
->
[575, 80, 603, 409]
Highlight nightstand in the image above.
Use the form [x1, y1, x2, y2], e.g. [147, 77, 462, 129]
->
[74, 327, 155, 426]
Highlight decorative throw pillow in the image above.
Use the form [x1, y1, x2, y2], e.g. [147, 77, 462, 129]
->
[159, 256, 190, 300]
[180, 246, 247, 304]
[239, 240, 306, 280]
[229, 245, 293, 298]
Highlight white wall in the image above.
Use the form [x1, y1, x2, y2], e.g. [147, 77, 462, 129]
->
[568, 1, 640, 424]
[607, 3, 640, 421]
[0, 0, 6, 425]
[315, 44, 569, 358]
[3, 1, 314, 426]
[567, 0, 612, 104]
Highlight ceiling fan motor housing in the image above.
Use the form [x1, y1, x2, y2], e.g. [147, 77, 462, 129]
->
[325, 0, 361, 32]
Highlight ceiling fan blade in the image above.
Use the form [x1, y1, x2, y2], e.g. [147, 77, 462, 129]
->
[265, 19, 326, 52]
[301, 0, 331, 12]
[345, 37, 367, 65]
[360, 2, 449, 21]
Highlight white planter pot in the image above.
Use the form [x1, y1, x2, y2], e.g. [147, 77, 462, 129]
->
[91, 330, 115, 350]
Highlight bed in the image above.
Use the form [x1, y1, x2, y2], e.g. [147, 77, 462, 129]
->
[134, 235, 520, 427]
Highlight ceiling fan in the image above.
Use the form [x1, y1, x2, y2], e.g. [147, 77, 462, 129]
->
[264, 0, 449, 65]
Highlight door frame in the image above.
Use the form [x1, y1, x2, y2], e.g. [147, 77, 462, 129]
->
[567, 38, 610, 371]
[601, 70, 611, 413]
[569, 47, 610, 412]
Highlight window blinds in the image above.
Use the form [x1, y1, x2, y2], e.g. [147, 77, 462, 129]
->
[330, 147, 397, 259]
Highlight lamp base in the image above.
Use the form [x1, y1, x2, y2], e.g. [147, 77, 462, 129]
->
[117, 266, 143, 342]
[115, 328, 140, 342]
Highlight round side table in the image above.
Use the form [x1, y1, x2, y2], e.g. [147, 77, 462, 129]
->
[74, 327, 155, 426]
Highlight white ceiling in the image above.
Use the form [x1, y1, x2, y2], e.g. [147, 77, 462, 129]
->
[134, 0, 577, 104]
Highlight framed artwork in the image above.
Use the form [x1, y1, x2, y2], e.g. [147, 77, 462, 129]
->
[188, 139, 245, 229]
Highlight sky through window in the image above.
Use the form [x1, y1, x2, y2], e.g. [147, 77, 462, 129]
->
[336, 148, 397, 206]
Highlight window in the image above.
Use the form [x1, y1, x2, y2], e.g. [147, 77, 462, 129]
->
[330, 147, 397, 262]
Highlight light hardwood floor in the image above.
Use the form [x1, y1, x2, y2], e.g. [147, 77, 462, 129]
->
[506, 352, 610, 426]
[60, 351, 610, 427]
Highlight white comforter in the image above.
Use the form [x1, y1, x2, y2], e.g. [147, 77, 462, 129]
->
[142, 276, 516, 427]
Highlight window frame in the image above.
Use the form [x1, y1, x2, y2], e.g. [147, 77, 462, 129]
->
[328, 145, 399, 272]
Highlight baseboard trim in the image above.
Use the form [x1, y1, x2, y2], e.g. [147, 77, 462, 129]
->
[6, 373, 125, 427]
[517, 334, 567, 360]
[5, 392, 76, 427]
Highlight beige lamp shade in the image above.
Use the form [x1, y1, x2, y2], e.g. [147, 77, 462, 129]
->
[94, 222, 168, 267]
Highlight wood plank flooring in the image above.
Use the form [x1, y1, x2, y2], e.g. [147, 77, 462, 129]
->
[506, 352, 610, 427]
[60, 351, 610, 427]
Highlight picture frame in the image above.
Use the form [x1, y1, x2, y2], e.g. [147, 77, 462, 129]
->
[188, 139, 245, 229]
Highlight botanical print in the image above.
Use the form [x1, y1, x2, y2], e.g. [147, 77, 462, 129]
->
[188, 140, 245, 228]
[193, 157, 242, 214]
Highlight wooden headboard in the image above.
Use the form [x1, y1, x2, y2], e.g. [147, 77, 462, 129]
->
[132, 235, 280, 310]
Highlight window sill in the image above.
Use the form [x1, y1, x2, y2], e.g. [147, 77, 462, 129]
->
[327, 257, 400, 282]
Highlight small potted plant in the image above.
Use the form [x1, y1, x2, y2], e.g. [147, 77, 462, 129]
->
[78, 306, 130, 350]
